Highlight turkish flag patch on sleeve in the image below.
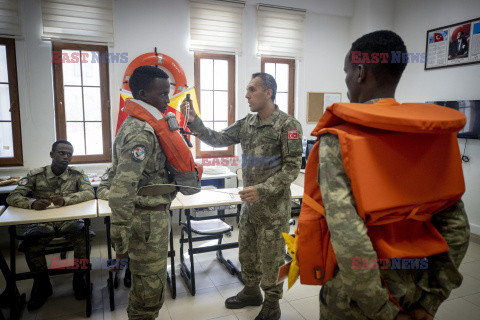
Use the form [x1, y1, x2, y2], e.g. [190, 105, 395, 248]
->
[288, 130, 298, 140]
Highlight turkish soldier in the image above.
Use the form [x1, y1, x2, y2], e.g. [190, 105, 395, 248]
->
[181, 73, 303, 320]
[6, 140, 95, 311]
[109, 66, 200, 320]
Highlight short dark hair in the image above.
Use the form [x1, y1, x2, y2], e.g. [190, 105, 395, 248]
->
[252, 72, 277, 101]
[51, 140, 73, 153]
[129, 66, 169, 99]
[458, 30, 464, 36]
[349, 30, 407, 82]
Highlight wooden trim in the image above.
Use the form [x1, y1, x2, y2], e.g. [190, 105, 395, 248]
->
[0, 37, 23, 166]
[52, 42, 111, 163]
[194, 52, 235, 158]
[261, 57, 296, 116]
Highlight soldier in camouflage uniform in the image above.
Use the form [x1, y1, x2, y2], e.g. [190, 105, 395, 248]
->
[109, 66, 199, 320]
[316, 31, 470, 319]
[181, 73, 303, 320]
[6, 140, 95, 311]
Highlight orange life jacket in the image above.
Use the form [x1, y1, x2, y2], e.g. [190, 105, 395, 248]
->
[297, 99, 466, 286]
[123, 98, 203, 180]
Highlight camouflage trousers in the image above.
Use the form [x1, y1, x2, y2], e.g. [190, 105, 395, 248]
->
[19, 220, 86, 273]
[238, 209, 290, 302]
[126, 207, 168, 320]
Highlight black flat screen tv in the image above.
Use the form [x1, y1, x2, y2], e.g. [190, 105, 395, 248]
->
[427, 100, 480, 139]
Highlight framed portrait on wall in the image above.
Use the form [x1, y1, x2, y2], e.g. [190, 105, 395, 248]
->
[425, 17, 480, 70]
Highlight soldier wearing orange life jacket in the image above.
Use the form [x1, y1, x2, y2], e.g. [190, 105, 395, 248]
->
[296, 30, 470, 320]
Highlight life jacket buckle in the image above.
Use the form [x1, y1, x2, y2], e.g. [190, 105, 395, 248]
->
[314, 268, 324, 281]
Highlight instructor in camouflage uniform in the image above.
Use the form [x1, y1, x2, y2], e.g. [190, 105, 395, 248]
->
[109, 66, 199, 320]
[7, 140, 94, 311]
[181, 73, 303, 320]
[316, 31, 470, 319]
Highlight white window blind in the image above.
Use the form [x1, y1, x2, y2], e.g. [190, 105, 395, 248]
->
[0, 0, 21, 38]
[41, 0, 114, 44]
[256, 4, 306, 58]
[189, 0, 244, 54]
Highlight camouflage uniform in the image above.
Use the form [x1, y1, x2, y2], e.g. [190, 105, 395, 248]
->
[188, 106, 303, 301]
[318, 132, 470, 319]
[96, 167, 113, 200]
[6, 165, 95, 273]
[109, 116, 177, 320]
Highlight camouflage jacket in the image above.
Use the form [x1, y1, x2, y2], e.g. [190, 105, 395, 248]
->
[6, 165, 95, 209]
[319, 133, 470, 318]
[109, 116, 177, 254]
[96, 167, 113, 200]
[188, 106, 302, 222]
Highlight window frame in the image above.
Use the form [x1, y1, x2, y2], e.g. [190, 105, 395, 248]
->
[52, 42, 111, 164]
[0, 37, 23, 167]
[261, 57, 295, 116]
[194, 52, 235, 158]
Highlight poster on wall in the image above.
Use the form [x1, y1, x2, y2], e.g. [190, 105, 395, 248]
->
[425, 17, 480, 70]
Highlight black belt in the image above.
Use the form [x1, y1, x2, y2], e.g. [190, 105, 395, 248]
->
[134, 203, 167, 211]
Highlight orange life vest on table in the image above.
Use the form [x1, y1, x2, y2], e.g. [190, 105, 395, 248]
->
[123, 98, 203, 180]
[296, 98, 466, 286]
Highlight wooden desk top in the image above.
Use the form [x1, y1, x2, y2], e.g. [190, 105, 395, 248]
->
[290, 183, 304, 199]
[0, 200, 98, 226]
[176, 188, 242, 209]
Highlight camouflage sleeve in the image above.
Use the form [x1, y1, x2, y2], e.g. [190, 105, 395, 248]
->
[63, 172, 95, 206]
[418, 200, 470, 316]
[109, 130, 155, 254]
[6, 174, 37, 209]
[255, 118, 302, 197]
[188, 116, 242, 147]
[96, 169, 112, 200]
[318, 134, 399, 320]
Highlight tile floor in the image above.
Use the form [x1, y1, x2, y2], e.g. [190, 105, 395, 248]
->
[1, 213, 480, 320]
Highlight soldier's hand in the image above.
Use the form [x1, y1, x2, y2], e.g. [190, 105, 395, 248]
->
[32, 199, 51, 210]
[180, 99, 197, 123]
[394, 312, 412, 320]
[50, 194, 65, 207]
[239, 186, 260, 203]
[410, 308, 434, 320]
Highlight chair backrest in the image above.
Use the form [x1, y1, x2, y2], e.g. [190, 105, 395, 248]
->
[236, 168, 243, 187]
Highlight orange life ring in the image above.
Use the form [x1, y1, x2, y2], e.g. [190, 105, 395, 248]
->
[122, 52, 187, 95]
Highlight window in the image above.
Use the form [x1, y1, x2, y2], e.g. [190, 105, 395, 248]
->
[194, 52, 235, 158]
[52, 42, 111, 163]
[0, 37, 22, 166]
[261, 57, 295, 116]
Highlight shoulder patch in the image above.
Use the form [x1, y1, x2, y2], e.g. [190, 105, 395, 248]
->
[288, 130, 299, 140]
[18, 177, 28, 186]
[132, 145, 147, 161]
[143, 122, 155, 134]
[101, 173, 109, 181]
[83, 175, 90, 182]
[29, 167, 46, 176]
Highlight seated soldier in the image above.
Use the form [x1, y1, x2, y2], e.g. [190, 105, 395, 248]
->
[97, 166, 131, 287]
[6, 140, 95, 311]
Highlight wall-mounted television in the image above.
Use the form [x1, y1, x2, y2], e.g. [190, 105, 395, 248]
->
[427, 100, 480, 139]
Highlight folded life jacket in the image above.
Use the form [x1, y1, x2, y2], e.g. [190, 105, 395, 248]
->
[123, 98, 203, 195]
[296, 98, 466, 286]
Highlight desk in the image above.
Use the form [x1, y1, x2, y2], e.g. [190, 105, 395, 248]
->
[0, 200, 97, 319]
[200, 170, 237, 189]
[98, 198, 178, 307]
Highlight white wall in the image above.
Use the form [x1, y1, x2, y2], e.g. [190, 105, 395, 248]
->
[392, 0, 480, 234]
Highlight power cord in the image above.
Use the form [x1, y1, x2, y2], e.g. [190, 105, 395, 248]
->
[461, 139, 470, 163]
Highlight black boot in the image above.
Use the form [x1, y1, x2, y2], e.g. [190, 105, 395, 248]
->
[225, 285, 263, 309]
[73, 272, 87, 300]
[124, 267, 131, 288]
[27, 277, 53, 311]
[255, 299, 281, 320]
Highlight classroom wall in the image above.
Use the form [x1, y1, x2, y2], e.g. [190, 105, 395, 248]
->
[392, 0, 480, 234]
